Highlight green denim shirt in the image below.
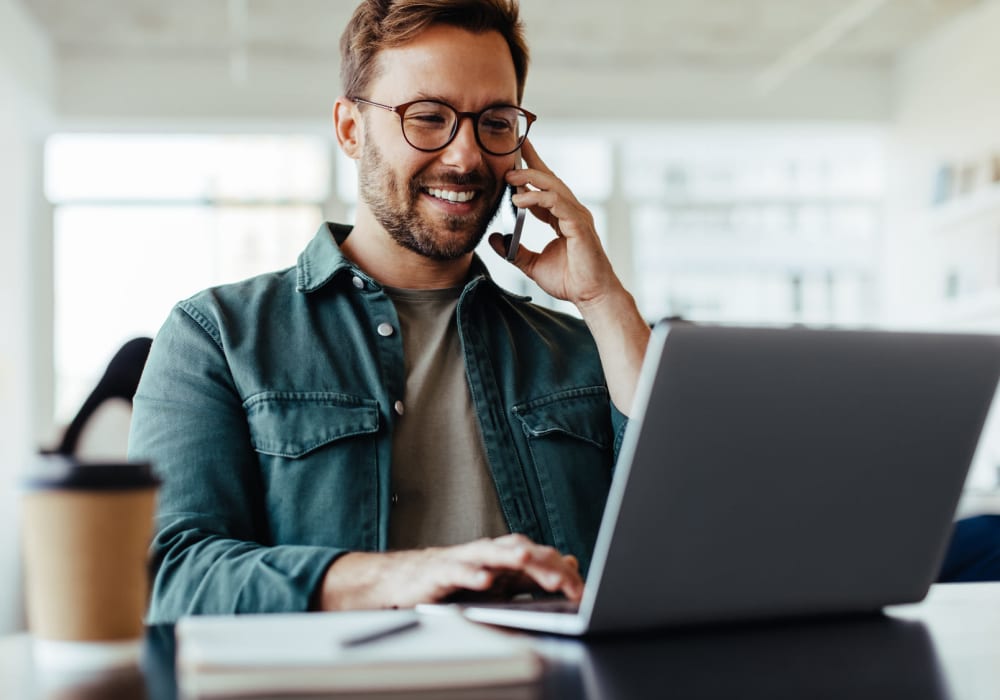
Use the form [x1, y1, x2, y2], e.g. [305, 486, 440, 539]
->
[130, 223, 628, 623]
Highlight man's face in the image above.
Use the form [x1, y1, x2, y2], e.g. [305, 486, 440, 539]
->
[355, 25, 519, 262]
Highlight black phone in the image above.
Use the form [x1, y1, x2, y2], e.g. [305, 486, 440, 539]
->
[505, 164, 526, 262]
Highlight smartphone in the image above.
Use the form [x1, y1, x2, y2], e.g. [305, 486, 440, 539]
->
[505, 163, 526, 262]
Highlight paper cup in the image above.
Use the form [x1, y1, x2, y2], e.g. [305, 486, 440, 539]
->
[20, 456, 160, 670]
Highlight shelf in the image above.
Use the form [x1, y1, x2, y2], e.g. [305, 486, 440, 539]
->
[928, 182, 1000, 231]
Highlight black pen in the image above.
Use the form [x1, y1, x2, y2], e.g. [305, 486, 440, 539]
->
[338, 616, 421, 648]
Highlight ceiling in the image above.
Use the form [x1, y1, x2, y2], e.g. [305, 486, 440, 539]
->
[15, 0, 987, 122]
[19, 0, 982, 69]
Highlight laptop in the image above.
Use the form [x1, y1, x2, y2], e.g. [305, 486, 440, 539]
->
[462, 321, 1000, 635]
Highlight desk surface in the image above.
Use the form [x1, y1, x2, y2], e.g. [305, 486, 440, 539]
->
[2, 583, 999, 699]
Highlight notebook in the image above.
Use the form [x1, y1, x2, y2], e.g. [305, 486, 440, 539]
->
[175, 609, 541, 697]
[463, 322, 1000, 635]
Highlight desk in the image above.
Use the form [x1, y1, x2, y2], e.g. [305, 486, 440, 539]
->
[2, 583, 999, 699]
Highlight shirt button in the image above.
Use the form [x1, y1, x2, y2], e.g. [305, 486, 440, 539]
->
[377, 322, 394, 337]
[391, 493, 400, 506]
[394, 400, 405, 416]
[351, 276, 364, 290]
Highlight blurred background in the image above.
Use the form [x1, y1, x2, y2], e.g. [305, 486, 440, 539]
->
[3, 0, 1000, 632]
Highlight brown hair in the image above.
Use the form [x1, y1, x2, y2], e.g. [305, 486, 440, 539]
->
[340, 0, 529, 103]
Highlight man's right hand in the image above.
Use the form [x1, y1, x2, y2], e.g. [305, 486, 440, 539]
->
[313, 534, 584, 611]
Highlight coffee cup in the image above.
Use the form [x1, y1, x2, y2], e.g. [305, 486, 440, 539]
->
[20, 455, 161, 670]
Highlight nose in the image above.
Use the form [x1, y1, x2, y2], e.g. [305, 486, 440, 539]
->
[439, 115, 485, 172]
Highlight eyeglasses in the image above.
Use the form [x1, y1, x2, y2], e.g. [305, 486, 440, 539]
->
[350, 97, 536, 156]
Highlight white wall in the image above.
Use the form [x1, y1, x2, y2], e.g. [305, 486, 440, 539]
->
[885, 0, 1000, 498]
[0, 0, 54, 634]
[884, 0, 1000, 328]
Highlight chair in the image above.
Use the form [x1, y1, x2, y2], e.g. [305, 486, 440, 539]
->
[55, 337, 153, 459]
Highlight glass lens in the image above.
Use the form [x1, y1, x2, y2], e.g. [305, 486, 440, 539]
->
[401, 102, 456, 150]
[478, 107, 527, 155]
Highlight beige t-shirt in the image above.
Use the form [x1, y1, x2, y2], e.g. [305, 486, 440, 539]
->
[385, 286, 510, 550]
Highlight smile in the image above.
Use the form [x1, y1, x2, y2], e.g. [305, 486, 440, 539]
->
[424, 187, 477, 203]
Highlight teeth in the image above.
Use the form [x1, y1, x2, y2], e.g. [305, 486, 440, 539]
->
[427, 188, 475, 203]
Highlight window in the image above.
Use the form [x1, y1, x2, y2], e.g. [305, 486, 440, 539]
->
[47, 134, 331, 423]
[621, 124, 886, 325]
[47, 125, 889, 424]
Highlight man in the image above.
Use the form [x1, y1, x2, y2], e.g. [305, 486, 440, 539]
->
[130, 0, 650, 622]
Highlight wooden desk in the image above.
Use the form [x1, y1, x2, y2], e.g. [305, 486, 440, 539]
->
[2, 583, 998, 699]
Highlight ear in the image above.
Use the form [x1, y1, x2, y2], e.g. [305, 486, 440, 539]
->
[333, 97, 362, 160]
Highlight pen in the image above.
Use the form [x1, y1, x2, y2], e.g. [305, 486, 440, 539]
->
[338, 616, 421, 648]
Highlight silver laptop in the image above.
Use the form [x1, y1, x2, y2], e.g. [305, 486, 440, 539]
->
[463, 322, 1000, 635]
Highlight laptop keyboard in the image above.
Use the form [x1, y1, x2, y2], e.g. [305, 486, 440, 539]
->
[469, 598, 580, 614]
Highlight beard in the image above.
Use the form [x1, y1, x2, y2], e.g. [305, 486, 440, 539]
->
[357, 136, 505, 262]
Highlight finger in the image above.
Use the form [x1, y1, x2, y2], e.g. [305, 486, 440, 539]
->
[493, 533, 535, 547]
[431, 561, 496, 598]
[451, 536, 534, 570]
[512, 189, 567, 217]
[520, 542, 578, 577]
[486, 536, 585, 601]
[519, 138, 553, 175]
[455, 536, 576, 590]
[513, 190, 590, 237]
[490, 535, 578, 572]
[520, 562, 584, 601]
[460, 566, 495, 591]
[511, 544, 585, 601]
[506, 166, 565, 197]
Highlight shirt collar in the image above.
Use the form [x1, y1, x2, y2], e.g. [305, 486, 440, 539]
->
[296, 221, 529, 302]
[295, 223, 365, 293]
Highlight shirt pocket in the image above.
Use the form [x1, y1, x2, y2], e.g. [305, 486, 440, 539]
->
[244, 391, 380, 548]
[246, 391, 379, 458]
[512, 386, 613, 576]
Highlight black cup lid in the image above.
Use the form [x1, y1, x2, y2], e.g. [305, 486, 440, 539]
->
[25, 454, 161, 491]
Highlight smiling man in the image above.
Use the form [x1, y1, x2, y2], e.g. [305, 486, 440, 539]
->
[130, 0, 651, 621]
